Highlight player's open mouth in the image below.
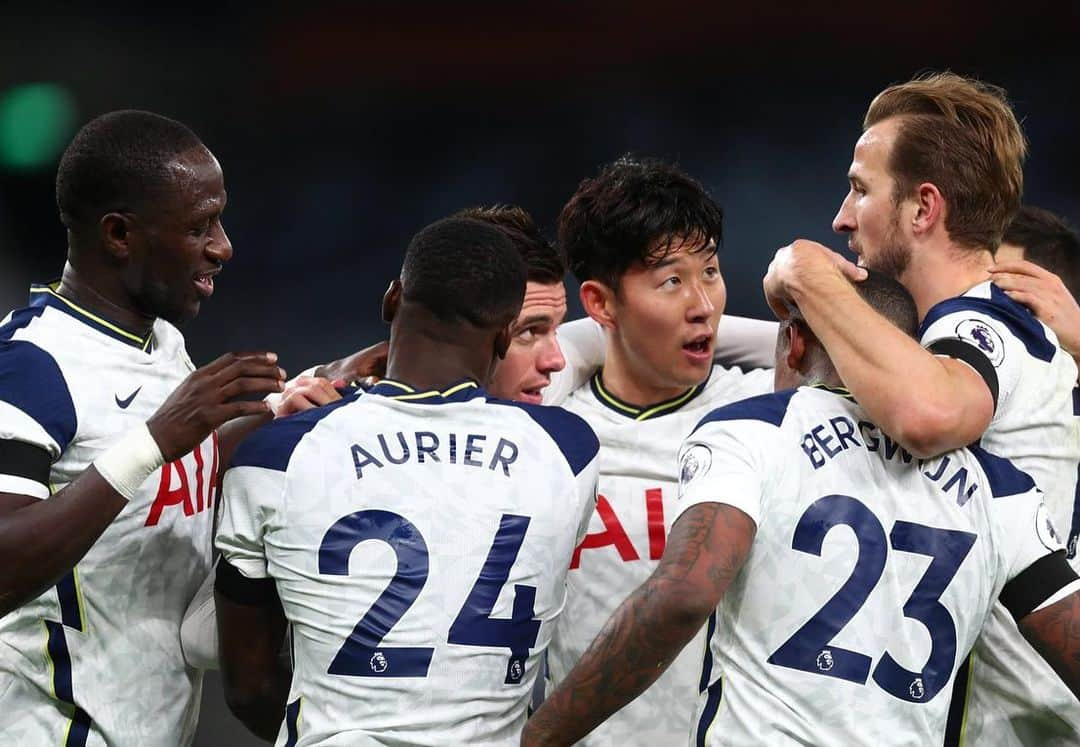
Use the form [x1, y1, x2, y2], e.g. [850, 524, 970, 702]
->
[682, 334, 712, 363]
[519, 385, 547, 404]
[193, 270, 218, 297]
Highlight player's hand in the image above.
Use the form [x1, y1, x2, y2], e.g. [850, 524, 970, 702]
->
[763, 239, 866, 320]
[275, 375, 345, 417]
[314, 341, 388, 386]
[990, 259, 1080, 354]
[147, 352, 286, 462]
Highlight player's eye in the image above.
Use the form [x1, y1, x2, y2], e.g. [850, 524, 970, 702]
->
[703, 265, 720, 280]
[515, 327, 538, 342]
[661, 276, 681, 288]
[192, 219, 211, 236]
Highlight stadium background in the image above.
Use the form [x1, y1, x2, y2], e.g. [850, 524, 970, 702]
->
[0, 3, 1078, 743]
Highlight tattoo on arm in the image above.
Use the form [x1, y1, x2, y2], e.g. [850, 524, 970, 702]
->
[523, 503, 756, 746]
[1020, 591, 1080, 700]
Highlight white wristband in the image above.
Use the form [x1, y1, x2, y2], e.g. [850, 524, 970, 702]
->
[93, 424, 166, 500]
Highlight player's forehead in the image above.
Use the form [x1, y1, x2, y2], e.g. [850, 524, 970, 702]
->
[517, 281, 567, 321]
[641, 234, 718, 271]
[159, 148, 226, 215]
[850, 121, 898, 179]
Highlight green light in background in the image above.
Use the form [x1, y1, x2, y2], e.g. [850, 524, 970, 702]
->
[0, 83, 77, 172]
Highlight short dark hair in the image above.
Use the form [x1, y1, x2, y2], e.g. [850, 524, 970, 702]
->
[854, 270, 919, 337]
[56, 110, 205, 232]
[1003, 206, 1080, 300]
[454, 205, 565, 285]
[558, 156, 723, 289]
[401, 217, 527, 328]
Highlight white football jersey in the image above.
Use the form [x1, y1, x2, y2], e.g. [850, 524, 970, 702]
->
[919, 281, 1080, 745]
[679, 386, 1066, 747]
[216, 379, 599, 746]
[0, 286, 217, 746]
[547, 365, 772, 746]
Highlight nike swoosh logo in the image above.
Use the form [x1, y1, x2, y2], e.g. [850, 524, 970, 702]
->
[115, 387, 142, 409]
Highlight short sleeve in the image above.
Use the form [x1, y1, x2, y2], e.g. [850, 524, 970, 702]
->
[919, 293, 1054, 414]
[714, 315, 779, 371]
[215, 465, 283, 579]
[994, 491, 1064, 583]
[676, 418, 778, 526]
[0, 340, 77, 496]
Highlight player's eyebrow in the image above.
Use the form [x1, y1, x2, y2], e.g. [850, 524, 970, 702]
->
[514, 313, 554, 329]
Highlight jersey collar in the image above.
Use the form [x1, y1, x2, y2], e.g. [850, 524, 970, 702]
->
[30, 283, 153, 352]
[368, 378, 485, 404]
[808, 382, 858, 402]
[589, 368, 711, 421]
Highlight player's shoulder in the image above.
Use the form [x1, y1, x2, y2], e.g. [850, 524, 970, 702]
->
[919, 280, 1056, 363]
[484, 396, 599, 476]
[693, 387, 800, 435]
[230, 392, 361, 472]
[965, 443, 1038, 499]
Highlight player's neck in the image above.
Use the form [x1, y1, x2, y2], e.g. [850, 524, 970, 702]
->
[56, 262, 155, 339]
[601, 342, 697, 408]
[903, 243, 993, 321]
[385, 315, 494, 392]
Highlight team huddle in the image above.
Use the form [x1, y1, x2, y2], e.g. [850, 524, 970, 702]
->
[1, 71, 1080, 746]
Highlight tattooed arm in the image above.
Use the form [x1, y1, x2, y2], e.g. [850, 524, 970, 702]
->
[1019, 588, 1080, 698]
[522, 502, 756, 746]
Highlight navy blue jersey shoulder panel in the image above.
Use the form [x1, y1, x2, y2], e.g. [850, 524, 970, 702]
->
[0, 306, 77, 451]
[967, 444, 1038, 498]
[230, 393, 360, 472]
[486, 398, 599, 477]
[693, 388, 798, 433]
[918, 285, 1055, 363]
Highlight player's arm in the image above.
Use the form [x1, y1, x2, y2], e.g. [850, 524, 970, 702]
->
[0, 351, 284, 618]
[764, 240, 993, 457]
[714, 315, 780, 369]
[215, 559, 290, 741]
[523, 502, 756, 746]
[1019, 584, 1080, 698]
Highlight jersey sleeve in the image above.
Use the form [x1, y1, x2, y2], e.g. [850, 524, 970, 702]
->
[216, 464, 283, 579]
[919, 297, 1052, 414]
[544, 318, 605, 405]
[0, 339, 77, 497]
[714, 315, 779, 370]
[676, 418, 779, 526]
[574, 454, 600, 546]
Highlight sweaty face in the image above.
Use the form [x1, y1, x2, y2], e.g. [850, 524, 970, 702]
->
[833, 119, 913, 280]
[125, 147, 232, 325]
[489, 281, 568, 404]
[610, 236, 725, 394]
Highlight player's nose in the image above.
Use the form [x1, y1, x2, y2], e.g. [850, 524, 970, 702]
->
[538, 336, 566, 375]
[686, 280, 715, 322]
[208, 222, 233, 264]
[833, 196, 855, 234]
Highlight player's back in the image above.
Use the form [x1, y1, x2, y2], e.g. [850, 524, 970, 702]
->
[680, 387, 1056, 746]
[218, 380, 598, 746]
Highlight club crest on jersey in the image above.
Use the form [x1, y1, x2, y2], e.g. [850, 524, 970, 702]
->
[1036, 503, 1062, 551]
[910, 677, 925, 700]
[955, 319, 1005, 367]
[816, 650, 834, 672]
[370, 652, 389, 674]
[679, 444, 712, 493]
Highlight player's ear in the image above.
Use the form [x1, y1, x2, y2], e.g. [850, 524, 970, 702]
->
[580, 280, 617, 330]
[381, 280, 402, 323]
[912, 182, 944, 237]
[99, 211, 136, 262]
[785, 320, 808, 373]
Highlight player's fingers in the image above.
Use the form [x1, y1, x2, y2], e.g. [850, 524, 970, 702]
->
[999, 288, 1044, 315]
[990, 259, 1054, 279]
[215, 360, 288, 387]
[299, 379, 342, 406]
[277, 393, 319, 416]
[829, 253, 868, 282]
[198, 351, 279, 377]
[214, 400, 275, 423]
[219, 376, 288, 401]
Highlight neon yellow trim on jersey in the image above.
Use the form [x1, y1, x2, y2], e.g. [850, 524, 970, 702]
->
[636, 385, 701, 421]
[958, 652, 976, 745]
[591, 377, 641, 416]
[42, 620, 56, 699]
[71, 567, 87, 632]
[297, 697, 304, 735]
[31, 287, 149, 346]
[384, 380, 479, 401]
[378, 380, 416, 394]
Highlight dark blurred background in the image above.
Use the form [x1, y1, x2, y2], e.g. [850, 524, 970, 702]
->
[2, 2, 1078, 744]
